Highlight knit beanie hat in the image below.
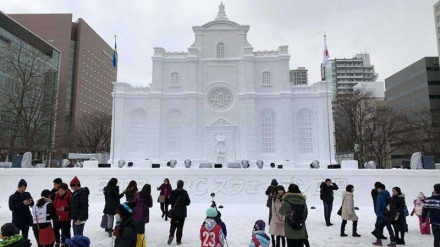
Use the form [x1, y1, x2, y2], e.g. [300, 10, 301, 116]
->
[117, 202, 133, 218]
[288, 183, 301, 193]
[253, 220, 265, 231]
[70, 176, 81, 187]
[271, 179, 278, 186]
[418, 192, 425, 200]
[18, 179, 27, 187]
[206, 207, 218, 218]
[1, 223, 18, 237]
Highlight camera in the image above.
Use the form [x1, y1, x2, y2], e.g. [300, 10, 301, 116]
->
[210, 192, 223, 209]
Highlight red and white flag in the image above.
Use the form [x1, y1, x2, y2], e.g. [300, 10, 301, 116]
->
[323, 36, 330, 66]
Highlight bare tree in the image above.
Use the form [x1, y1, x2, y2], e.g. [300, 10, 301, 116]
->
[71, 111, 112, 153]
[0, 35, 59, 159]
[397, 107, 440, 161]
[363, 104, 406, 168]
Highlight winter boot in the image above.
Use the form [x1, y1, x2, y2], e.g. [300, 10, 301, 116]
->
[340, 220, 348, 237]
[372, 240, 382, 246]
[167, 236, 173, 245]
[352, 221, 361, 237]
[387, 242, 396, 247]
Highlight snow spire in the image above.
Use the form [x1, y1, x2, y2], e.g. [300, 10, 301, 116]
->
[216, 1, 229, 21]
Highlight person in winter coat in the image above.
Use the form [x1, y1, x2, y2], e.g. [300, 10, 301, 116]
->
[372, 183, 396, 246]
[279, 183, 308, 247]
[123, 180, 138, 203]
[32, 189, 59, 247]
[50, 178, 63, 202]
[320, 179, 339, 226]
[249, 220, 270, 247]
[157, 178, 172, 221]
[269, 185, 286, 247]
[422, 183, 440, 247]
[53, 183, 72, 247]
[8, 179, 33, 240]
[265, 179, 278, 224]
[167, 180, 191, 245]
[114, 202, 137, 247]
[200, 207, 225, 247]
[340, 185, 361, 237]
[69, 176, 89, 236]
[133, 183, 153, 235]
[411, 192, 430, 234]
[0, 223, 31, 247]
[371, 182, 387, 240]
[65, 235, 90, 247]
[390, 187, 407, 245]
[103, 178, 124, 237]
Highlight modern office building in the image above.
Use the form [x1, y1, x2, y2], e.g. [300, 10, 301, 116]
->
[0, 11, 60, 156]
[385, 57, 440, 165]
[289, 67, 308, 85]
[322, 53, 378, 100]
[9, 14, 116, 154]
[434, 1, 440, 64]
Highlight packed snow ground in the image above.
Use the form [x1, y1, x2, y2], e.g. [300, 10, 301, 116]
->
[0, 202, 433, 247]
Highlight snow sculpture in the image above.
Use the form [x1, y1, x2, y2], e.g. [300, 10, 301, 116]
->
[21, 152, 33, 168]
[256, 160, 264, 169]
[118, 160, 126, 168]
[410, 152, 424, 170]
[170, 159, 177, 168]
[310, 160, 320, 169]
[184, 159, 192, 168]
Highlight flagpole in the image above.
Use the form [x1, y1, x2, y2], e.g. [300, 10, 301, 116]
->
[111, 34, 117, 167]
[324, 35, 332, 167]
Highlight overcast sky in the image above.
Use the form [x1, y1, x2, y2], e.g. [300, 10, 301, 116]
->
[2, 0, 439, 86]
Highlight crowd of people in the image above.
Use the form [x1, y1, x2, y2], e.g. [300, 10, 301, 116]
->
[1, 176, 439, 247]
[264, 179, 440, 247]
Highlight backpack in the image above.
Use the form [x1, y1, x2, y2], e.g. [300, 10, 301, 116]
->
[415, 203, 423, 216]
[285, 202, 306, 230]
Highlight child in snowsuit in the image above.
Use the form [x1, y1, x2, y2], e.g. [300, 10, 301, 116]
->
[249, 220, 270, 247]
[411, 192, 431, 234]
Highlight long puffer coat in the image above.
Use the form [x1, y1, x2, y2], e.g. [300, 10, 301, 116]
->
[341, 191, 359, 221]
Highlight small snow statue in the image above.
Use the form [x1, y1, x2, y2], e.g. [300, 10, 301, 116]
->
[170, 159, 177, 168]
[310, 160, 320, 169]
[364, 160, 377, 169]
[241, 160, 250, 169]
[61, 159, 70, 168]
[118, 160, 126, 168]
[21, 152, 33, 168]
[184, 159, 192, 168]
[410, 152, 423, 170]
[256, 160, 264, 169]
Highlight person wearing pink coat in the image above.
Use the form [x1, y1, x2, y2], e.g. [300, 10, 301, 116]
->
[269, 185, 286, 247]
[410, 192, 431, 235]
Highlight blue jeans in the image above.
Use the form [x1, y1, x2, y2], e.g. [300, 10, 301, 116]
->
[375, 217, 395, 242]
[323, 202, 333, 224]
[433, 225, 440, 247]
[72, 220, 85, 236]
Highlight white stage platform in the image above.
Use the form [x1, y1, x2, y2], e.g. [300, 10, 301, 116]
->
[0, 168, 438, 208]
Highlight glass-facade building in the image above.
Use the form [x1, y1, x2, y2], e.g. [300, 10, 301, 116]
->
[0, 11, 60, 156]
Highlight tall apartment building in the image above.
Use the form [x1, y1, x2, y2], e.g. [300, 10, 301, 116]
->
[0, 12, 60, 156]
[385, 57, 440, 166]
[9, 14, 117, 154]
[435, 1, 440, 64]
[321, 53, 378, 99]
[289, 67, 308, 85]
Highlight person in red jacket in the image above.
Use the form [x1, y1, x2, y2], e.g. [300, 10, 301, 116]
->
[200, 207, 225, 247]
[53, 183, 72, 247]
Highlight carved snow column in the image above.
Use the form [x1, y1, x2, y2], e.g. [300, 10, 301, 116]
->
[110, 83, 127, 165]
[241, 47, 256, 159]
[149, 48, 164, 159]
[316, 82, 336, 165]
[278, 46, 293, 159]
[186, 48, 199, 159]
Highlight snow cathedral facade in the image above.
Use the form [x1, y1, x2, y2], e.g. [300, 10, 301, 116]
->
[110, 3, 336, 168]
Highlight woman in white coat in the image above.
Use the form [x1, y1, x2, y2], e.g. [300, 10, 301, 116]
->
[269, 185, 286, 247]
[340, 185, 361, 237]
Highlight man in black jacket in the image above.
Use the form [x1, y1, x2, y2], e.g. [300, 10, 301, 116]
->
[70, 176, 89, 236]
[50, 178, 63, 202]
[8, 179, 33, 239]
[167, 180, 191, 245]
[320, 178, 338, 226]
